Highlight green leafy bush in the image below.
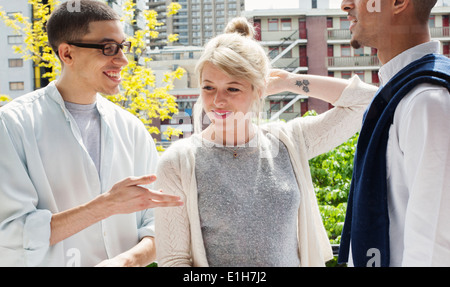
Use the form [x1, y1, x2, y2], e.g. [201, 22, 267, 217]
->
[305, 111, 358, 266]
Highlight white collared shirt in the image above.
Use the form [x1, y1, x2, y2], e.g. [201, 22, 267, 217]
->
[0, 81, 158, 266]
[380, 41, 450, 266]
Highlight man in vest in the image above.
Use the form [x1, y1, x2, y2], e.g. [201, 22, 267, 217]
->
[339, 0, 450, 266]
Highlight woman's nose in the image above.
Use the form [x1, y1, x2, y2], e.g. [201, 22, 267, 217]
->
[213, 90, 227, 106]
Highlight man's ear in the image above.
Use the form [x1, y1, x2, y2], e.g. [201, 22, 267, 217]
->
[393, 0, 411, 15]
[58, 43, 74, 66]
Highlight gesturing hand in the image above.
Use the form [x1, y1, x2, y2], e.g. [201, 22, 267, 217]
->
[102, 175, 183, 216]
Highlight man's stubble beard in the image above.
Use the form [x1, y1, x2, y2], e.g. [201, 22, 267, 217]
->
[351, 39, 362, 49]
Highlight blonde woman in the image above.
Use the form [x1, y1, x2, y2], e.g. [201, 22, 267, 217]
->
[155, 17, 377, 267]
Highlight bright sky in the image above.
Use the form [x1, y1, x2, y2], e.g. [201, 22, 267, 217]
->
[245, 0, 343, 11]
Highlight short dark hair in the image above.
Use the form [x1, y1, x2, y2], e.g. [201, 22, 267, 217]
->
[46, 0, 120, 58]
[411, 0, 437, 23]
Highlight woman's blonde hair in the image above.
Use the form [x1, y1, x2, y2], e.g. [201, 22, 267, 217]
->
[193, 17, 271, 133]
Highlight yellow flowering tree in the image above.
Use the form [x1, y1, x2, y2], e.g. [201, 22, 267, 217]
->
[0, 0, 184, 150]
[107, 0, 184, 144]
[0, 95, 11, 106]
[0, 0, 61, 81]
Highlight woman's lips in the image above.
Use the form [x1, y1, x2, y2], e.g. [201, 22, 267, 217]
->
[212, 110, 232, 120]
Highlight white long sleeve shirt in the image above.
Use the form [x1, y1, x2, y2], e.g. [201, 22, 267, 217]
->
[0, 81, 158, 267]
[380, 41, 450, 266]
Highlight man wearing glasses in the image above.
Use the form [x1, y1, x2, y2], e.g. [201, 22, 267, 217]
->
[0, 0, 183, 266]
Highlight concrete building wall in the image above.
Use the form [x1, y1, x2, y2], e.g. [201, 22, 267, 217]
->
[0, 0, 34, 99]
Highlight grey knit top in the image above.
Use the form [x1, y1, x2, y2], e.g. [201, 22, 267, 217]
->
[194, 130, 301, 266]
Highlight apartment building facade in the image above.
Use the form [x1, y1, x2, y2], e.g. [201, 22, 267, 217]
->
[149, 4, 450, 142]
[148, 0, 245, 47]
[0, 0, 34, 99]
[245, 5, 450, 120]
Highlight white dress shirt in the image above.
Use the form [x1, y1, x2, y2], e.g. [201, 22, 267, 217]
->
[379, 41, 450, 266]
[0, 81, 158, 266]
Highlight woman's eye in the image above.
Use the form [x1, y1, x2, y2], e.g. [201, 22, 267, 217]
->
[202, 86, 214, 91]
[228, 88, 240, 92]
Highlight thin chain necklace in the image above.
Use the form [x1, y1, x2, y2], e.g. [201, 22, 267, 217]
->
[229, 146, 239, 159]
[203, 126, 255, 159]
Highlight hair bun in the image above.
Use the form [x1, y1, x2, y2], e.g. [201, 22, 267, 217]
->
[224, 17, 255, 39]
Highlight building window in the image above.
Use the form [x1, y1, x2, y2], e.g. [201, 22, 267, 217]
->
[8, 59, 23, 68]
[372, 71, 380, 85]
[340, 17, 351, 30]
[7, 12, 21, 19]
[268, 19, 278, 31]
[281, 46, 292, 58]
[270, 101, 281, 112]
[8, 35, 23, 44]
[9, 82, 24, 91]
[327, 17, 333, 28]
[268, 46, 279, 58]
[341, 72, 352, 79]
[281, 18, 292, 31]
[354, 71, 365, 81]
[312, 0, 317, 9]
[429, 16, 435, 28]
[354, 47, 364, 56]
[341, 45, 351, 57]
[283, 101, 294, 113]
[444, 43, 449, 56]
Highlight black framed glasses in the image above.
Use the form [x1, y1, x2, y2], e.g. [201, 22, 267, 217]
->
[67, 41, 132, 56]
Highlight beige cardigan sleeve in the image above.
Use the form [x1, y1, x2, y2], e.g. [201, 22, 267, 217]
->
[154, 141, 194, 267]
[297, 75, 377, 159]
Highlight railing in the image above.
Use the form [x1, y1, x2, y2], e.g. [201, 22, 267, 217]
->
[430, 27, 450, 38]
[327, 29, 351, 40]
[327, 55, 380, 68]
[328, 27, 450, 40]
[271, 57, 309, 71]
[258, 29, 305, 41]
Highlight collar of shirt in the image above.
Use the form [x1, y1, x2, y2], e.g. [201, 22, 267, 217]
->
[46, 81, 108, 120]
[378, 41, 441, 87]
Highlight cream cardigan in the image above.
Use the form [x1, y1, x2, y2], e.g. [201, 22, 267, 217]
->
[155, 76, 377, 267]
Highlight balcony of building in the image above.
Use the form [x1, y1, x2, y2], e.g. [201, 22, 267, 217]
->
[326, 28, 351, 43]
[326, 26, 450, 42]
[272, 58, 309, 73]
[258, 29, 308, 46]
[326, 55, 380, 70]
[430, 26, 450, 40]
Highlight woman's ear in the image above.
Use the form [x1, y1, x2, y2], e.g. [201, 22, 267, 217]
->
[255, 87, 265, 101]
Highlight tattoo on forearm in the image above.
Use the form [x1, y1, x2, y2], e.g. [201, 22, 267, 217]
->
[295, 80, 310, 93]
